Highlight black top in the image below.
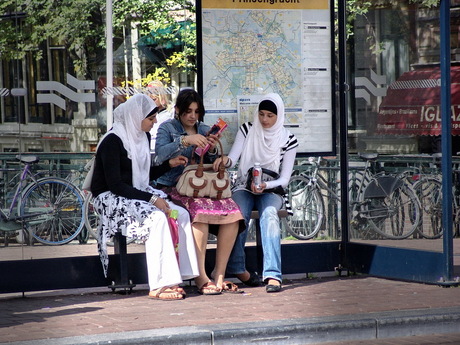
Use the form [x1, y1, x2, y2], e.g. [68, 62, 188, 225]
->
[91, 133, 171, 200]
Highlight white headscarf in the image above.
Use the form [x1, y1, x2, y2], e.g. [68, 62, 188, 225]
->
[238, 93, 290, 181]
[111, 94, 155, 190]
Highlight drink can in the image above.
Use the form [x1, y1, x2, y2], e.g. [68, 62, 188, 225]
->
[253, 163, 262, 189]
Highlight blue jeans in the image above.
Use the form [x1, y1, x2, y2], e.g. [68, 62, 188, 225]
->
[227, 190, 284, 282]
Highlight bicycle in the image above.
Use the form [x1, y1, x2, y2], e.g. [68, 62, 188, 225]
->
[411, 153, 460, 239]
[287, 153, 422, 240]
[350, 153, 423, 239]
[286, 157, 336, 240]
[0, 155, 85, 245]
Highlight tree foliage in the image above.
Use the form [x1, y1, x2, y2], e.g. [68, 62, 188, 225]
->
[0, 0, 196, 78]
[0, 0, 443, 80]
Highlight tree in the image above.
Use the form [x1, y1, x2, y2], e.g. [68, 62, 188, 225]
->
[0, 0, 196, 79]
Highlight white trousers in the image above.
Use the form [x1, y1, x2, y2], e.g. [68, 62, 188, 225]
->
[141, 202, 199, 290]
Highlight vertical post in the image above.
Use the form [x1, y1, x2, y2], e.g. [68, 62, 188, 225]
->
[338, 0, 350, 255]
[440, 0, 454, 281]
[106, 0, 113, 130]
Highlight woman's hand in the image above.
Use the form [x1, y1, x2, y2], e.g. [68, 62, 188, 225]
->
[251, 182, 266, 194]
[184, 134, 208, 148]
[212, 156, 229, 171]
[153, 197, 171, 214]
[169, 155, 188, 167]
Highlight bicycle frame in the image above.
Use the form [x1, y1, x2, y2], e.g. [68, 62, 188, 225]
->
[0, 159, 56, 223]
[0, 155, 85, 245]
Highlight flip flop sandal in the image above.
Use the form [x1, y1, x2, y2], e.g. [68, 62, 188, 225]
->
[197, 281, 222, 295]
[171, 285, 186, 297]
[148, 287, 184, 301]
[221, 281, 244, 294]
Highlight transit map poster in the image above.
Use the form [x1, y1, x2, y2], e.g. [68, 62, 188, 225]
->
[198, 0, 334, 154]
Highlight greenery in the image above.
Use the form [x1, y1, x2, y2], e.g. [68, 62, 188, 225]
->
[0, 0, 444, 80]
[0, 0, 195, 79]
[339, 0, 441, 54]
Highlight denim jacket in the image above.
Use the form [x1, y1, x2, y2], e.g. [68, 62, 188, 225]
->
[153, 118, 216, 187]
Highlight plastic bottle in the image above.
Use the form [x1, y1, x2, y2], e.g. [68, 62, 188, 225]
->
[253, 162, 262, 189]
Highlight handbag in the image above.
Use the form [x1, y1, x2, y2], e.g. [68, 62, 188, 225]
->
[82, 156, 95, 192]
[245, 167, 286, 195]
[176, 139, 231, 200]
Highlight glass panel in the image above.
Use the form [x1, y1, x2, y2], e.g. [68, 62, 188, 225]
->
[0, 1, 194, 262]
[288, 156, 341, 242]
[348, 1, 460, 255]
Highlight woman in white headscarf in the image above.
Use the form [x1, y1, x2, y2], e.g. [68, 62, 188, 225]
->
[213, 93, 298, 293]
[90, 93, 199, 300]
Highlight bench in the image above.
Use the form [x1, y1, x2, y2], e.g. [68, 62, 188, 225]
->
[250, 209, 289, 275]
[109, 232, 136, 293]
[109, 209, 288, 293]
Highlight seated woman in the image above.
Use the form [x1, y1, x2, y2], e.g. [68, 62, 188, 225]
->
[91, 93, 199, 301]
[213, 93, 298, 293]
[154, 88, 244, 295]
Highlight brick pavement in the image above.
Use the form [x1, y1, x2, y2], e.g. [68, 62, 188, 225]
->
[1, 275, 459, 344]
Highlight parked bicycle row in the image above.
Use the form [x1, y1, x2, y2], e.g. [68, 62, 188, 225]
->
[287, 153, 460, 241]
[1, 153, 459, 246]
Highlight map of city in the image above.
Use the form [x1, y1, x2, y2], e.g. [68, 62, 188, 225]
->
[202, 9, 303, 110]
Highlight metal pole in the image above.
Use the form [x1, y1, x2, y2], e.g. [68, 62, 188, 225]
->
[338, 0, 350, 255]
[106, 0, 113, 130]
[440, 0, 454, 281]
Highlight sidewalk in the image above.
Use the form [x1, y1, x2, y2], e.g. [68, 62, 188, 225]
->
[1, 274, 459, 345]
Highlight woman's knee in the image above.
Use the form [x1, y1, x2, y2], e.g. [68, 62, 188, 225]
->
[146, 210, 168, 227]
[261, 206, 279, 220]
[260, 206, 280, 237]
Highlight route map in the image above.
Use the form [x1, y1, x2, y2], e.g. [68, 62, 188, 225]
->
[202, 9, 302, 108]
[200, 1, 333, 154]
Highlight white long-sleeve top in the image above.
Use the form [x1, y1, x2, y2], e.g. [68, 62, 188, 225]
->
[227, 122, 298, 191]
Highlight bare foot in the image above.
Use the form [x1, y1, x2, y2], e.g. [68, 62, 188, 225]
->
[170, 285, 186, 296]
[235, 271, 250, 282]
[266, 278, 281, 286]
[148, 287, 184, 300]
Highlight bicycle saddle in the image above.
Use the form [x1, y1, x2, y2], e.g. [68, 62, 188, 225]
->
[15, 155, 39, 164]
[358, 152, 378, 161]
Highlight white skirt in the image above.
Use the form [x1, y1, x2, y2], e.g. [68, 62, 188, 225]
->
[93, 187, 199, 290]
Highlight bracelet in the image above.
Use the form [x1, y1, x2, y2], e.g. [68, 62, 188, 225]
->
[208, 146, 217, 155]
[149, 194, 159, 205]
[180, 135, 189, 148]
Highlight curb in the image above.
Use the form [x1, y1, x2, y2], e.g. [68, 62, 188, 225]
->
[3, 306, 460, 345]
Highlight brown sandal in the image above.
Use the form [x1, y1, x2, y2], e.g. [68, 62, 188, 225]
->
[148, 287, 184, 300]
[221, 281, 244, 294]
[171, 285, 186, 297]
[197, 281, 222, 295]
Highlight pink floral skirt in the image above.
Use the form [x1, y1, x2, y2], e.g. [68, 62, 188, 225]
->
[167, 187, 245, 235]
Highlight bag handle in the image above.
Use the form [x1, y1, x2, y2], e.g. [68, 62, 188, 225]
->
[195, 138, 226, 179]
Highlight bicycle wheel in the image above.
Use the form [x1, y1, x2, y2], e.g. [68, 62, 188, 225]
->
[20, 177, 85, 245]
[413, 177, 443, 239]
[362, 176, 420, 239]
[286, 175, 324, 240]
[348, 170, 376, 240]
